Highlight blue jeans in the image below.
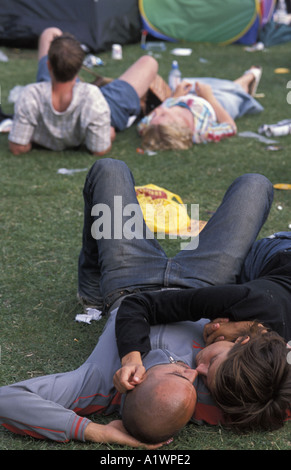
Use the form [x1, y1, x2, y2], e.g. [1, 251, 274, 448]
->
[36, 55, 50, 82]
[78, 159, 273, 311]
[192, 78, 264, 119]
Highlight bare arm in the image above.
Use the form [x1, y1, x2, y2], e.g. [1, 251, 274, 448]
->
[195, 82, 237, 132]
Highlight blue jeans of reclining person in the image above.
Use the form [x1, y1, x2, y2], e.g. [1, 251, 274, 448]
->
[78, 158, 273, 312]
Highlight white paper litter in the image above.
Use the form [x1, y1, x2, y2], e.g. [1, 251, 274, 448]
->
[171, 48, 192, 56]
[0, 51, 9, 62]
[0, 118, 13, 133]
[57, 168, 88, 175]
[75, 308, 103, 324]
[238, 131, 278, 144]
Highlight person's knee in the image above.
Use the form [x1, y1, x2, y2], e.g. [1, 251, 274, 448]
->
[236, 173, 273, 195]
[89, 158, 129, 180]
[136, 55, 158, 75]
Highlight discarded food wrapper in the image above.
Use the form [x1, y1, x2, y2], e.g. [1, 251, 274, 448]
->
[57, 168, 88, 175]
[143, 42, 166, 52]
[171, 48, 192, 56]
[75, 308, 102, 324]
[238, 131, 278, 144]
[265, 145, 283, 151]
[244, 42, 264, 52]
[136, 148, 157, 156]
[199, 57, 209, 63]
[83, 54, 104, 68]
[274, 68, 290, 74]
[273, 183, 291, 190]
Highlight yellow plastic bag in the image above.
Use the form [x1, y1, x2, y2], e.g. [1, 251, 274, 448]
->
[135, 184, 191, 235]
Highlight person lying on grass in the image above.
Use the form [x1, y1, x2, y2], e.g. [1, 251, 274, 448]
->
[8, 27, 158, 156]
[138, 67, 263, 150]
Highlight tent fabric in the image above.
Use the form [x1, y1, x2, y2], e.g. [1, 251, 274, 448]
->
[139, 0, 276, 45]
[261, 0, 277, 26]
[0, 0, 141, 52]
[259, 19, 291, 46]
[236, 0, 276, 44]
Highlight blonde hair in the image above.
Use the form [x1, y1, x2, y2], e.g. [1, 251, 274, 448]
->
[141, 123, 193, 151]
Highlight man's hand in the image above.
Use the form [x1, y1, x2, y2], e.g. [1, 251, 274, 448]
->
[113, 351, 146, 393]
[85, 420, 170, 448]
[203, 318, 256, 346]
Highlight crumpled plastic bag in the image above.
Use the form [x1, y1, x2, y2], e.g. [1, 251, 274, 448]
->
[75, 308, 102, 324]
[135, 184, 191, 235]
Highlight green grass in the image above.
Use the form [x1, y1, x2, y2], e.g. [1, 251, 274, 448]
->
[0, 40, 291, 451]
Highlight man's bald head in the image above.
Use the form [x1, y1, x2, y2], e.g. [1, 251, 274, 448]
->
[122, 363, 197, 443]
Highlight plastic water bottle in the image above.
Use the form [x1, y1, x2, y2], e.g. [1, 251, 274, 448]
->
[168, 60, 182, 92]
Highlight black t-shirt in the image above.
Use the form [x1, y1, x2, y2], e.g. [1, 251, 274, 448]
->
[115, 251, 291, 358]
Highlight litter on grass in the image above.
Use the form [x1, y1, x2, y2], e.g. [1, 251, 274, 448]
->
[238, 131, 278, 144]
[75, 308, 102, 324]
[57, 168, 88, 175]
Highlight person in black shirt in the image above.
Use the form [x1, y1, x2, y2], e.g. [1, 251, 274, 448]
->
[115, 239, 291, 432]
[77, 158, 290, 434]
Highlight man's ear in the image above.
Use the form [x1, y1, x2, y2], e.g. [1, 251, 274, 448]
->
[235, 335, 250, 345]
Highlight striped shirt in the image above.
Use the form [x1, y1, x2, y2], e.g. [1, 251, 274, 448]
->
[138, 94, 236, 144]
[9, 82, 111, 153]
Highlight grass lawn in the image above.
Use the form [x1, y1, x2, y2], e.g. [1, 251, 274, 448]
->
[0, 38, 291, 451]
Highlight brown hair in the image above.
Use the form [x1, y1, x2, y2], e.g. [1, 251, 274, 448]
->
[212, 331, 291, 432]
[141, 123, 193, 151]
[48, 33, 85, 82]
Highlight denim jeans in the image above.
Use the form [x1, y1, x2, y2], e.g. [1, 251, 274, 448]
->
[78, 159, 273, 311]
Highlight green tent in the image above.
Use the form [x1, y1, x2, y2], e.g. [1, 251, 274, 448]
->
[139, 0, 275, 45]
